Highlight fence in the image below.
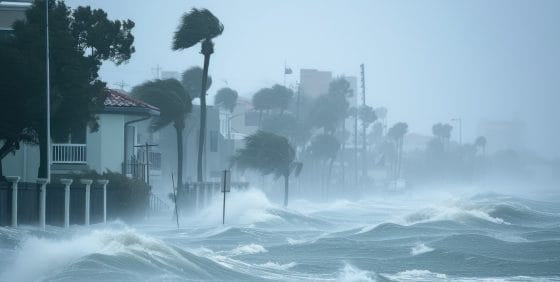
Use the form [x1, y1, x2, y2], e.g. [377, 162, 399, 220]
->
[177, 181, 249, 212]
[52, 143, 87, 164]
[0, 177, 109, 228]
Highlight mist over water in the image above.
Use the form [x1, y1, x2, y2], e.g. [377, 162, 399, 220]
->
[1, 183, 559, 281]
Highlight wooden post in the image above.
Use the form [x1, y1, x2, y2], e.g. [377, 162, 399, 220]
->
[80, 179, 93, 226]
[60, 178, 73, 228]
[6, 176, 20, 227]
[97, 180, 109, 224]
[221, 170, 231, 225]
[37, 178, 49, 229]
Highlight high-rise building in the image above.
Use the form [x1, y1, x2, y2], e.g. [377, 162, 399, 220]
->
[299, 69, 332, 98]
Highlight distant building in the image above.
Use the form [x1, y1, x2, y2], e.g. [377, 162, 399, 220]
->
[299, 69, 332, 98]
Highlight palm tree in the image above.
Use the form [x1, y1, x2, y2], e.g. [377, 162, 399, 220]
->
[387, 122, 408, 179]
[173, 8, 224, 182]
[131, 79, 192, 189]
[181, 66, 212, 100]
[214, 87, 238, 113]
[232, 131, 302, 207]
[308, 134, 340, 196]
[475, 136, 487, 156]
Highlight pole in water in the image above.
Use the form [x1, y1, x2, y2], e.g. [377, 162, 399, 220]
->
[221, 170, 231, 225]
[171, 172, 180, 229]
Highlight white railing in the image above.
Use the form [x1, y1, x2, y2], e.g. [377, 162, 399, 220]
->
[52, 143, 87, 164]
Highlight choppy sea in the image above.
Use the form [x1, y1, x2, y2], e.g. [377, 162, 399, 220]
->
[1, 187, 559, 281]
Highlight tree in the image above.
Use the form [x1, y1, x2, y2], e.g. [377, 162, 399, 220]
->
[307, 134, 340, 192]
[131, 79, 192, 189]
[214, 87, 238, 113]
[173, 8, 224, 182]
[475, 136, 487, 156]
[358, 105, 377, 178]
[387, 122, 408, 179]
[307, 78, 351, 134]
[181, 66, 212, 100]
[0, 0, 135, 178]
[232, 131, 301, 207]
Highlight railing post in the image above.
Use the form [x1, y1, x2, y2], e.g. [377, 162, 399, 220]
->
[37, 178, 49, 229]
[80, 179, 92, 226]
[6, 176, 20, 227]
[60, 178, 73, 228]
[97, 180, 109, 224]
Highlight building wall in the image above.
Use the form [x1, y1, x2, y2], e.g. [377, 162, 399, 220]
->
[299, 69, 332, 98]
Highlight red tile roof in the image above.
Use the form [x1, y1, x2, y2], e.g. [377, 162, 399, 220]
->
[104, 89, 159, 113]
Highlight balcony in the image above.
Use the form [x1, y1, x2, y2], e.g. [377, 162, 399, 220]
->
[52, 143, 87, 164]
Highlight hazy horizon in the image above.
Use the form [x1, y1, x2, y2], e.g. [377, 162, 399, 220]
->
[66, 0, 560, 158]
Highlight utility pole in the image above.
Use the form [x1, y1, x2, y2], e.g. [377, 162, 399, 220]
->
[151, 65, 162, 79]
[451, 118, 462, 145]
[45, 0, 51, 182]
[360, 64, 367, 184]
[114, 80, 129, 90]
[134, 142, 158, 187]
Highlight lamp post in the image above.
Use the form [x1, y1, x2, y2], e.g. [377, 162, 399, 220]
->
[45, 0, 52, 182]
[451, 118, 462, 145]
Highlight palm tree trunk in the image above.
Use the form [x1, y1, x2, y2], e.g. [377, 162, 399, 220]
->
[38, 127, 48, 178]
[327, 158, 334, 200]
[197, 52, 211, 182]
[175, 123, 185, 190]
[362, 123, 367, 179]
[341, 121, 345, 190]
[283, 174, 289, 207]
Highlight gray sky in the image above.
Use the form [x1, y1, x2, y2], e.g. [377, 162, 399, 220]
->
[66, 0, 560, 158]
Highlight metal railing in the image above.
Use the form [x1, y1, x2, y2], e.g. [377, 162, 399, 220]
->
[137, 150, 162, 170]
[52, 143, 87, 164]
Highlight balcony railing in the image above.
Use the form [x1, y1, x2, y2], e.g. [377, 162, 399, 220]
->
[52, 143, 87, 164]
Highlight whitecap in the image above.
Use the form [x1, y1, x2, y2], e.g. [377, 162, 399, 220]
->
[337, 263, 375, 282]
[410, 242, 434, 256]
[384, 269, 447, 281]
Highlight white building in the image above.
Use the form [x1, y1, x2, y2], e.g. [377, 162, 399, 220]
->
[2, 89, 161, 182]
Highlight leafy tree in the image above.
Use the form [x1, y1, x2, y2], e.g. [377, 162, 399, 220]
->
[181, 66, 212, 100]
[173, 8, 224, 182]
[432, 123, 453, 141]
[131, 79, 192, 189]
[232, 131, 301, 207]
[214, 87, 238, 112]
[0, 0, 135, 178]
[387, 122, 408, 179]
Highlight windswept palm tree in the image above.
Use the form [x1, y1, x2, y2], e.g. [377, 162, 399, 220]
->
[173, 8, 224, 182]
[232, 131, 302, 207]
[214, 87, 238, 113]
[308, 133, 340, 196]
[131, 79, 192, 189]
[475, 136, 487, 156]
[181, 66, 212, 100]
[387, 122, 408, 179]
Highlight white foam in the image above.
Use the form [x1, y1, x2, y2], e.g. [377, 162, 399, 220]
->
[384, 269, 447, 281]
[337, 263, 376, 282]
[411, 242, 434, 256]
[286, 237, 306, 245]
[257, 261, 297, 270]
[229, 243, 268, 255]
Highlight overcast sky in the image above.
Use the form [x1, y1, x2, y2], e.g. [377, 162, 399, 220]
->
[66, 0, 560, 158]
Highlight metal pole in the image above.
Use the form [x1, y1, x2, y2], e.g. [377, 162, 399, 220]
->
[46, 0, 51, 182]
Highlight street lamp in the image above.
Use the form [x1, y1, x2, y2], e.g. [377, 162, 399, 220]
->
[451, 118, 462, 145]
[45, 0, 51, 182]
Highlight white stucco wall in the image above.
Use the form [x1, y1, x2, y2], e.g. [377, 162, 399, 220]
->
[87, 114, 125, 173]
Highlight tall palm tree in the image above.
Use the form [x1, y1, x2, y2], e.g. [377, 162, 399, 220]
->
[475, 136, 487, 156]
[131, 79, 192, 190]
[173, 8, 224, 182]
[181, 66, 212, 100]
[232, 131, 302, 207]
[308, 133, 340, 197]
[387, 122, 408, 179]
[214, 87, 238, 113]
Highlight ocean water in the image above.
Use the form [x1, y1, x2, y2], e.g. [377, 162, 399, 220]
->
[1, 187, 559, 281]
